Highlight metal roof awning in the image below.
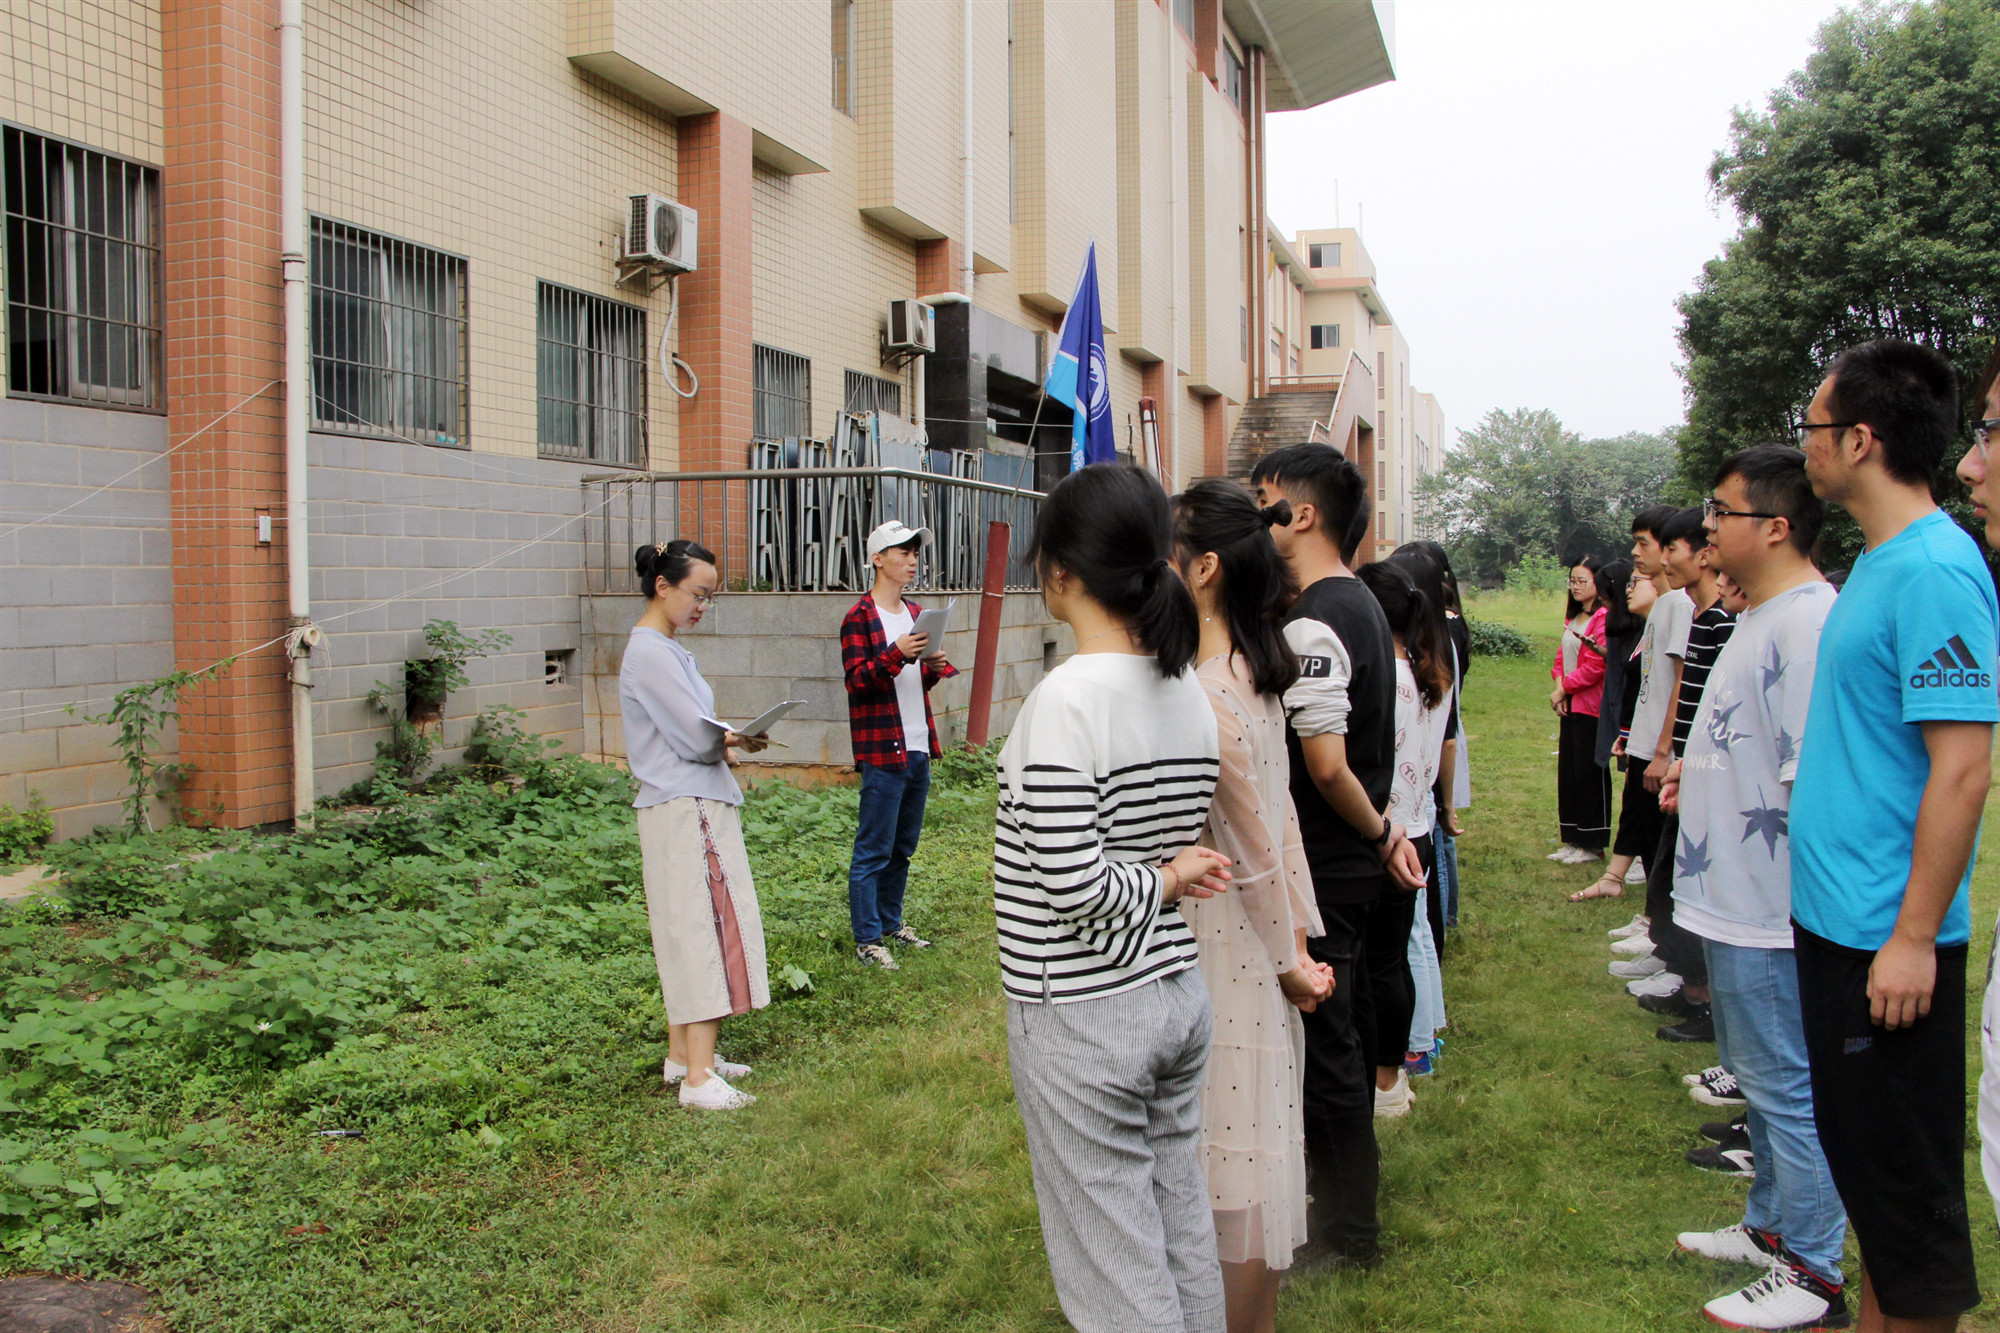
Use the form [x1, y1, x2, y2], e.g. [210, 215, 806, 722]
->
[1226, 0, 1396, 111]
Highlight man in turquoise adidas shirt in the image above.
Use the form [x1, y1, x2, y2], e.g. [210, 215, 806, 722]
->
[1792, 339, 1996, 1333]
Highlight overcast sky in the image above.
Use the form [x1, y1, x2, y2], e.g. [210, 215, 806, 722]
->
[1265, 0, 1851, 445]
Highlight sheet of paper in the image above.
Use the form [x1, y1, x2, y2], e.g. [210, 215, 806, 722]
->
[702, 698, 806, 737]
[911, 598, 957, 646]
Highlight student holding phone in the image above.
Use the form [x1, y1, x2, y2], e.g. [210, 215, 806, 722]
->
[841, 520, 960, 970]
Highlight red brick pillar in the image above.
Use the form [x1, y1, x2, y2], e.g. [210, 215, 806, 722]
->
[161, 0, 291, 828]
[676, 112, 755, 582]
[1202, 395, 1228, 478]
[916, 238, 963, 296]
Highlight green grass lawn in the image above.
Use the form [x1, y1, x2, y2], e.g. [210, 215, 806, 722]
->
[11, 589, 2000, 1329]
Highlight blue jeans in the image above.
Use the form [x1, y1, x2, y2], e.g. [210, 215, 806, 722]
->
[848, 753, 930, 946]
[1435, 826, 1460, 928]
[1706, 939, 1847, 1284]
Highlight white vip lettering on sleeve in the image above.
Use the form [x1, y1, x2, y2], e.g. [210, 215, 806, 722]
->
[1282, 619, 1353, 738]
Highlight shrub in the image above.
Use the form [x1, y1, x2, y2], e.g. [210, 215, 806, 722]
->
[1503, 551, 1568, 597]
[932, 740, 1001, 791]
[1465, 616, 1532, 658]
[0, 799, 53, 865]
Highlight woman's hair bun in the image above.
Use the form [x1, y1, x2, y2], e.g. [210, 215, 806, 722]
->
[634, 538, 718, 597]
[1258, 499, 1293, 528]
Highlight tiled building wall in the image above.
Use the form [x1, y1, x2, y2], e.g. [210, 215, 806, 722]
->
[304, 0, 682, 466]
[304, 435, 586, 800]
[0, 0, 163, 161]
[0, 400, 176, 838]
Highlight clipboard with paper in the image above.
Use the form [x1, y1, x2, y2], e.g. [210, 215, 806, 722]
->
[700, 699, 806, 746]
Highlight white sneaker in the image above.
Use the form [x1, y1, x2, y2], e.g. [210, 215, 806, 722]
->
[1373, 1068, 1415, 1119]
[664, 1055, 751, 1085]
[678, 1070, 755, 1110]
[1609, 914, 1650, 940]
[1609, 954, 1666, 979]
[1561, 846, 1602, 865]
[1627, 971, 1683, 997]
[1702, 1260, 1848, 1330]
[1677, 1222, 1782, 1268]
[1683, 1064, 1730, 1087]
[855, 943, 900, 970]
[1690, 1069, 1746, 1108]
[1625, 859, 1649, 885]
[1610, 935, 1656, 958]
[1547, 846, 1576, 861]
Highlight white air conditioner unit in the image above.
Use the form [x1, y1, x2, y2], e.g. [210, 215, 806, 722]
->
[886, 298, 935, 354]
[624, 193, 698, 274]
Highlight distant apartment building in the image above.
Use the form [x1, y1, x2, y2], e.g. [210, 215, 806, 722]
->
[1269, 224, 1444, 560]
[0, 0, 1397, 837]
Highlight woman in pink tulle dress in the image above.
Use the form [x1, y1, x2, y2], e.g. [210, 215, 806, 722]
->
[1172, 480, 1336, 1333]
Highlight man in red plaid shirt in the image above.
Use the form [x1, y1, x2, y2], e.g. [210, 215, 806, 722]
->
[841, 520, 959, 969]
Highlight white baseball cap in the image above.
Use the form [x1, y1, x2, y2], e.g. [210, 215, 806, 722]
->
[866, 520, 931, 558]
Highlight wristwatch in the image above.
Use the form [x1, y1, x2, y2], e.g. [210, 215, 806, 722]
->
[1370, 815, 1393, 848]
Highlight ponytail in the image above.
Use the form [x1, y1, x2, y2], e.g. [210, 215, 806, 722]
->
[634, 538, 717, 597]
[1172, 478, 1300, 696]
[1358, 560, 1451, 709]
[1028, 465, 1198, 677]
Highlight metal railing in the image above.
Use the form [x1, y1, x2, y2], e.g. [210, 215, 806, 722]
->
[582, 465, 1044, 595]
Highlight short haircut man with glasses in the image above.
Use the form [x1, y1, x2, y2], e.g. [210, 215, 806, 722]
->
[1793, 338, 1995, 1331]
[1665, 446, 1847, 1328]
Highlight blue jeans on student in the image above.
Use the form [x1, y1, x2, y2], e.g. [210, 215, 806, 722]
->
[1435, 826, 1460, 929]
[848, 752, 930, 946]
[1706, 939, 1847, 1284]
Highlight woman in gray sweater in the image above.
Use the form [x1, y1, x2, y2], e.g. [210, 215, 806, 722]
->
[619, 539, 770, 1111]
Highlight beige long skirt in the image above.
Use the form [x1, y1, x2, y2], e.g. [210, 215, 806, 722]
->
[637, 797, 771, 1025]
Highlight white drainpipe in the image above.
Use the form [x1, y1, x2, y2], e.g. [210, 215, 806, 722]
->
[960, 0, 975, 302]
[280, 0, 316, 827]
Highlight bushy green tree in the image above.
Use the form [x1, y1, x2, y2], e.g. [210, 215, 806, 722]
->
[1416, 409, 1677, 585]
[1677, 0, 2000, 571]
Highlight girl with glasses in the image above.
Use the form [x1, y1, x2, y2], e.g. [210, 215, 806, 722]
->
[1549, 556, 1610, 865]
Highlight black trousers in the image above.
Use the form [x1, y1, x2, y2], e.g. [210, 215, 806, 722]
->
[1611, 759, 1662, 861]
[1556, 711, 1610, 851]
[1301, 882, 1384, 1254]
[1645, 811, 1707, 985]
[1364, 842, 1425, 1069]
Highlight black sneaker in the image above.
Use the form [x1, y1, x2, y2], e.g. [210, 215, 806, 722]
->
[1637, 987, 1697, 1017]
[1291, 1237, 1384, 1275]
[1701, 1117, 1749, 1144]
[885, 925, 932, 949]
[1686, 1137, 1755, 1178]
[1658, 1008, 1715, 1043]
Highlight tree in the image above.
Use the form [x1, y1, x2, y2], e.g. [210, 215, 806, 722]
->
[1677, 0, 2000, 571]
[1416, 409, 1678, 585]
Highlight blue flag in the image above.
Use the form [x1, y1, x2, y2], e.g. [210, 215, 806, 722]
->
[1044, 240, 1115, 471]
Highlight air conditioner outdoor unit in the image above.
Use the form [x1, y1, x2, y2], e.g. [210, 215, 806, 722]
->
[624, 193, 698, 273]
[886, 298, 936, 354]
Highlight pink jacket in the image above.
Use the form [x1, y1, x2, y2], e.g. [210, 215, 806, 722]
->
[1551, 606, 1607, 718]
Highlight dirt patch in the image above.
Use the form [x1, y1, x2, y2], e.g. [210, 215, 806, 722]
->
[0, 1276, 161, 1333]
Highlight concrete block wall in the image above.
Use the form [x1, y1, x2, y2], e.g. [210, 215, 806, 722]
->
[305, 433, 589, 799]
[0, 399, 177, 839]
[581, 590, 1069, 770]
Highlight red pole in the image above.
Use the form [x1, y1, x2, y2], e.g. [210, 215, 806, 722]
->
[965, 520, 1011, 748]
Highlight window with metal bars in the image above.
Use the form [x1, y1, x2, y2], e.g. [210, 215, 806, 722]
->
[843, 368, 901, 417]
[310, 218, 467, 446]
[3, 126, 160, 409]
[753, 343, 811, 441]
[537, 281, 647, 466]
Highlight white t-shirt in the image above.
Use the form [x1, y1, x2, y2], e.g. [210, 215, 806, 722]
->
[1389, 658, 1452, 839]
[873, 600, 931, 752]
[1672, 581, 1836, 949]
[1628, 587, 1693, 763]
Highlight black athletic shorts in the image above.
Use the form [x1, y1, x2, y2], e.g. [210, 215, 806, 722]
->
[1793, 921, 1979, 1319]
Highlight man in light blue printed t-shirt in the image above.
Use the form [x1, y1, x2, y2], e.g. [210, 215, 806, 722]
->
[1792, 339, 1997, 1333]
[1663, 446, 1844, 1330]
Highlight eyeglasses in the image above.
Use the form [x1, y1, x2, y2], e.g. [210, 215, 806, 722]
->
[1793, 418, 1859, 449]
[1702, 496, 1781, 524]
[683, 589, 720, 609]
[1972, 418, 2000, 459]
[1568, 573, 1594, 584]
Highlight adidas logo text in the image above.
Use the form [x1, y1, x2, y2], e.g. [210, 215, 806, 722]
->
[1910, 635, 1992, 690]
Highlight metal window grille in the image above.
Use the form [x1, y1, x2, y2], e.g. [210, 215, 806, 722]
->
[537, 281, 647, 466]
[753, 343, 811, 442]
[3, 126, 160, 409]
[843, 368, 901, 416]
[310, 218, 467, 446]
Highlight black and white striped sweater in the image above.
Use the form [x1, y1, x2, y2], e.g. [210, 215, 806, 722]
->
[994, 654, 1220, 1004]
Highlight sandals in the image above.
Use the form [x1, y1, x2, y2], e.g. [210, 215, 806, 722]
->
[1568, 873, 1625, 902]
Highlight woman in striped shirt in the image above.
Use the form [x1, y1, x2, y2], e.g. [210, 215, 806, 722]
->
[997, 464, 1235, 1333]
